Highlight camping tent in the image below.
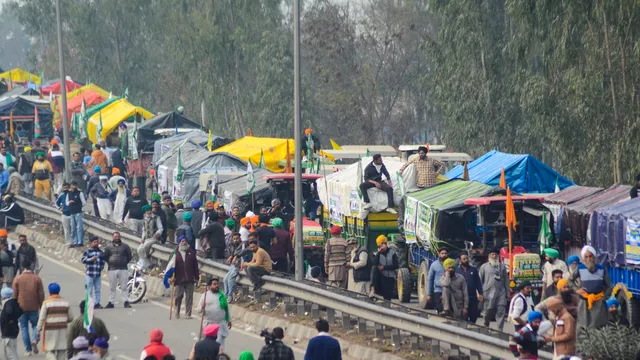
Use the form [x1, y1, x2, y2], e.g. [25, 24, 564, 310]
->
[216, 168, 274, 215]
[0, 87, 40, 101]
[41, 79, 83, 96]
[590, 197, 640, 267]
[544, 186, 603, 237]
[0, 97, 53, 138]
[66, 84, 110, 100]
[401, 179, 494, 245]
[87, 98, 153, 143]
[138, 112, 204, 151]
[562, 184, 631, 246]
[63, 90, 106, 120]
[214, 136, 295, 173]
[0, 68, 41, 85]
[445, 150, 574, 193]
[154, 138, 247, 205]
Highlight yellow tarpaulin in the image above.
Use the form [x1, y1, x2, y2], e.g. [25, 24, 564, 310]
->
[87, 98, 153, 143]
[0, 68, 41, 84]
[214, 136, 295, 173]
[66, 83, 110, 100]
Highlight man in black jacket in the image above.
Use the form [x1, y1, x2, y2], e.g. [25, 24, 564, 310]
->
[358, 154, 396, 214]
[121, 187, 148, 235]
[370, 235, 398, 300]
[0, 287, 22, 360]
[198, 211, 225, 259]
[151, 200, 167, 244]
[15, 234, 37, 274]
[67, 181, 86, 247]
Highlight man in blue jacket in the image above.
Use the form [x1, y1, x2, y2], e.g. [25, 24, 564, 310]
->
[304, 319, 341, 360]
[427, 247, 448, 313]
[456, 252, 484, 323]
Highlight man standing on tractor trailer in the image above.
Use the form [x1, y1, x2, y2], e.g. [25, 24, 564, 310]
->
[479, 247, 509, 331]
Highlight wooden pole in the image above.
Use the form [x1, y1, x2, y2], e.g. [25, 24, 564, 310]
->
[198, 289, 208, 340]
[508, 226, 514, 280]
[169, 275, 175, 319]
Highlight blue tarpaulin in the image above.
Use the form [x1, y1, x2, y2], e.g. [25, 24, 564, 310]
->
[445, 150, 574, 193]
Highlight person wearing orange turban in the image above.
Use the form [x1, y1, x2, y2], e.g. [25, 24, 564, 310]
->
[301, 128, 321, 156]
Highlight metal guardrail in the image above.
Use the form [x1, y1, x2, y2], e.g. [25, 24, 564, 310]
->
[16, 194, 553, 360]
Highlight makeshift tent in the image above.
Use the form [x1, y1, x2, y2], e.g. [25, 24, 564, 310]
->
[590, 197, 640, 267]
[0, 68, 41, 85]
[87, 98, 153, 143]
[544, 186, 603, 237]
[216, 168, 274, 215]
[214, 136, 295, 172]
[85, 97, 119, 119]
[0, 97, 53, 138]
[445, 150, 574, 193]
[401, 179, 494, 245]
[152, 131, 210, 164]
[0, 87, 40, 101]
[154, 138, 247, 205]
[63, 90, 106, 120]
[138, 112, 204, 151]
[66, 84, 110, 100]
[562, 184, 631, 246]
[0, 81, 6, 96]
[41, 78, 83, 95]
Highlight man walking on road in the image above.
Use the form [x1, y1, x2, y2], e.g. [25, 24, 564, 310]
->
[37, 283, 73, 360]
[304, 319, 342, 360]
[197, 278, 231, 347]
[479, 247, 509, 331]
[15, 234, 37, 274]
[12, 258, 44, 356]
[82, 236, 105, 308]
[173, 238, 199, 319]
[456, 252, 483, 323]
[103, 232, 132, 309]
[508, 280, 534, 332]
[0, 287, 22, 360]
[121, 187, 148, 235]
[426, 248, 448, 313]
[67, 181, 86, 248]
[440, 258, 468, 320]
[324, 226, 347, 288]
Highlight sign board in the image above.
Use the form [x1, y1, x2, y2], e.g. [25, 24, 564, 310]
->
[157, 165, 168, 194]
[511, 253, 542, 288]
[626, 219, 640, 265]
[329, 194, 343, 226]
[404, 197, 418, 242]
[171, 168, 183, 202]
[349, 190, 361, 215]
[224, 190, 233, 214]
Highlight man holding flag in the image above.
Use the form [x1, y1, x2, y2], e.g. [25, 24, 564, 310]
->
[82, 237, 105, 308]
[67, 300, 110, 359]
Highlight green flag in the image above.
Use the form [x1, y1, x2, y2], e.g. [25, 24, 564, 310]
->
[366, 149, 371, 157]
[539, 210, 553, 253]
[258, 149, 266, 169]
[83, 286, 94, 331]
[123, 87, 129, 99]
[397, 172, 406, 197]
[247, 161, 255, 195]
[71, 110, 77, 137]
[176, 148, 184, 181]
[96, 111, 103, 143]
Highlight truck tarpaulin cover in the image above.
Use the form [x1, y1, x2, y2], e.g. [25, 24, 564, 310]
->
[137, 112, 204, 151]
[590, 197, 640, 267]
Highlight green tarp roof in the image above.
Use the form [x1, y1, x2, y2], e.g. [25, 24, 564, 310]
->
[406, 179, 493, 210]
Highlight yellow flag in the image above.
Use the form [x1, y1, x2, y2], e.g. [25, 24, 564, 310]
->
[207, 130, 213, 152]
[330, 138, 342, 150]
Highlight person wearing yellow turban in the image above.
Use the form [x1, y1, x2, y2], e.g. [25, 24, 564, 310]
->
[440, 258, 468, 320]
[371, 234, 398, 301]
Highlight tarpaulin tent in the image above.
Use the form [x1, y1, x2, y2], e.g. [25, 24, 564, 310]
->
[41, 79, 83, 95]
[544, 186, 603, 237]
[0, 87, 40, 101]
[66, 84, 110, 100]
[152, 131, 210, 164]
[63, 90, 106, 120]
[446, 150, 574, 193]
[154, 138, 247, 205]
[216, 168, 274, 215]
[562, 184, 631, 246]
[0, 97, 53, 138]
[87, 98, 153, 143]
[590, 197, 640, 267]
[0, 68, 41, 85]
[400, 179, 494, 245]
[214, 136, 295, 173]
[138, 112, 204, 151]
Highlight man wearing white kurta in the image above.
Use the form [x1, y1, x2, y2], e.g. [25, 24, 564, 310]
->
[196, 278, 231, 347]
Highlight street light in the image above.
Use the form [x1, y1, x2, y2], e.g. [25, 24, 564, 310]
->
[55, 0, 71, 181]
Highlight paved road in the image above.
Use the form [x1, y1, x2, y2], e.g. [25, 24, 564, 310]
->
[10, 243, 305, 360]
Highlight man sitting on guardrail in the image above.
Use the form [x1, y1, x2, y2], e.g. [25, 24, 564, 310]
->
[241, 240, 272, 291]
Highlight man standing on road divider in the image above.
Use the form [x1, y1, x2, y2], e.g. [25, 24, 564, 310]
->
[479, 247, 509, 331]
[103, 232, 132, 309]
[426, 248, 448, 313]
[82, 236, 105, 309]
[56, 183, 72, 247]
[12, 258, 44, 356]
[36, 283, 73, 360]
[67, 181, 86, 248]
[121, 186, 148, 235]
[324, 226, 348, 288]
[197, 278, 231, 347]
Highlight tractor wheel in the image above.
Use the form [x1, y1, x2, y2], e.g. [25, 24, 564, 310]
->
[417, 260, 429, 309]
[397, 268, 412, 303]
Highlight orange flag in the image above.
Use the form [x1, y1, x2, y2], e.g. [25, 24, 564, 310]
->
[462, 162, 469, 180]
[505, 187, 516, 231]
[247, 128, 252, 136]
[285, 140, 293, 173]
[9, 111, 14, 139]
[499, 168, 506, 189]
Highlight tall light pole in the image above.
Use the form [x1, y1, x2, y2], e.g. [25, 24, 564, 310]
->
[55, 0, 71, 181]
[293, 0, 304, 282]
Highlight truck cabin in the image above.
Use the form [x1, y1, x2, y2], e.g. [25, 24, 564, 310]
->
[266, 173, 324, 227]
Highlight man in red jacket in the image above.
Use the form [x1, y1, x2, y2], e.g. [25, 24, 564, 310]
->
[172, 237, 199, 319]
[140, 329, 172, 359]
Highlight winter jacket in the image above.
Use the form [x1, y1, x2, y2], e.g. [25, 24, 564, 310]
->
[174, 249, 199, 285]
[0, 298, 23, 338]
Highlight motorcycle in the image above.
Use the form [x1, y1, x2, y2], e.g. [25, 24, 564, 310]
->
[127, 263, 147, 303]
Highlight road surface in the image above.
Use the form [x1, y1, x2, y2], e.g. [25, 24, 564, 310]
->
[11, 244, 305, 360]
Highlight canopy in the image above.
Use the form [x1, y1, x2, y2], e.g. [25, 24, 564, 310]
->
[63, 90, 106, 120]
[445, 150, 574, 193]
[562, 184, 631, 246]
[216, 168, 274, 215]
[401, 179, 494, 244]
[590, 198, 640, 267]
[214, 136, 295, 172]
[154, 138, 247, 205]
[138, 112, 204, 151]
[41, 79, 83, 96]
[0, 87, 40, 101]
[66, 84, 110, 100]
[87, 98, 153, 143]
[0, 97, 53, 138]
[0, 68, 41, 85]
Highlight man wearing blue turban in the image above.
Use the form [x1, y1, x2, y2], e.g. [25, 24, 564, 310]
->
[37, 282, 72, 360]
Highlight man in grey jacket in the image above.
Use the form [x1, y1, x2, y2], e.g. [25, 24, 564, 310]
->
[103, 232, 132, 309]
[479, 247, 509, 330]
[440, 258, 468, 320]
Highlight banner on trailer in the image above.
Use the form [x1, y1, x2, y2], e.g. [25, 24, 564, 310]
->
[626, 219, 640, 265]
[329, 194, 343, 226]
[416, 202, 433, 244]
[404, 197, 418, 242]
